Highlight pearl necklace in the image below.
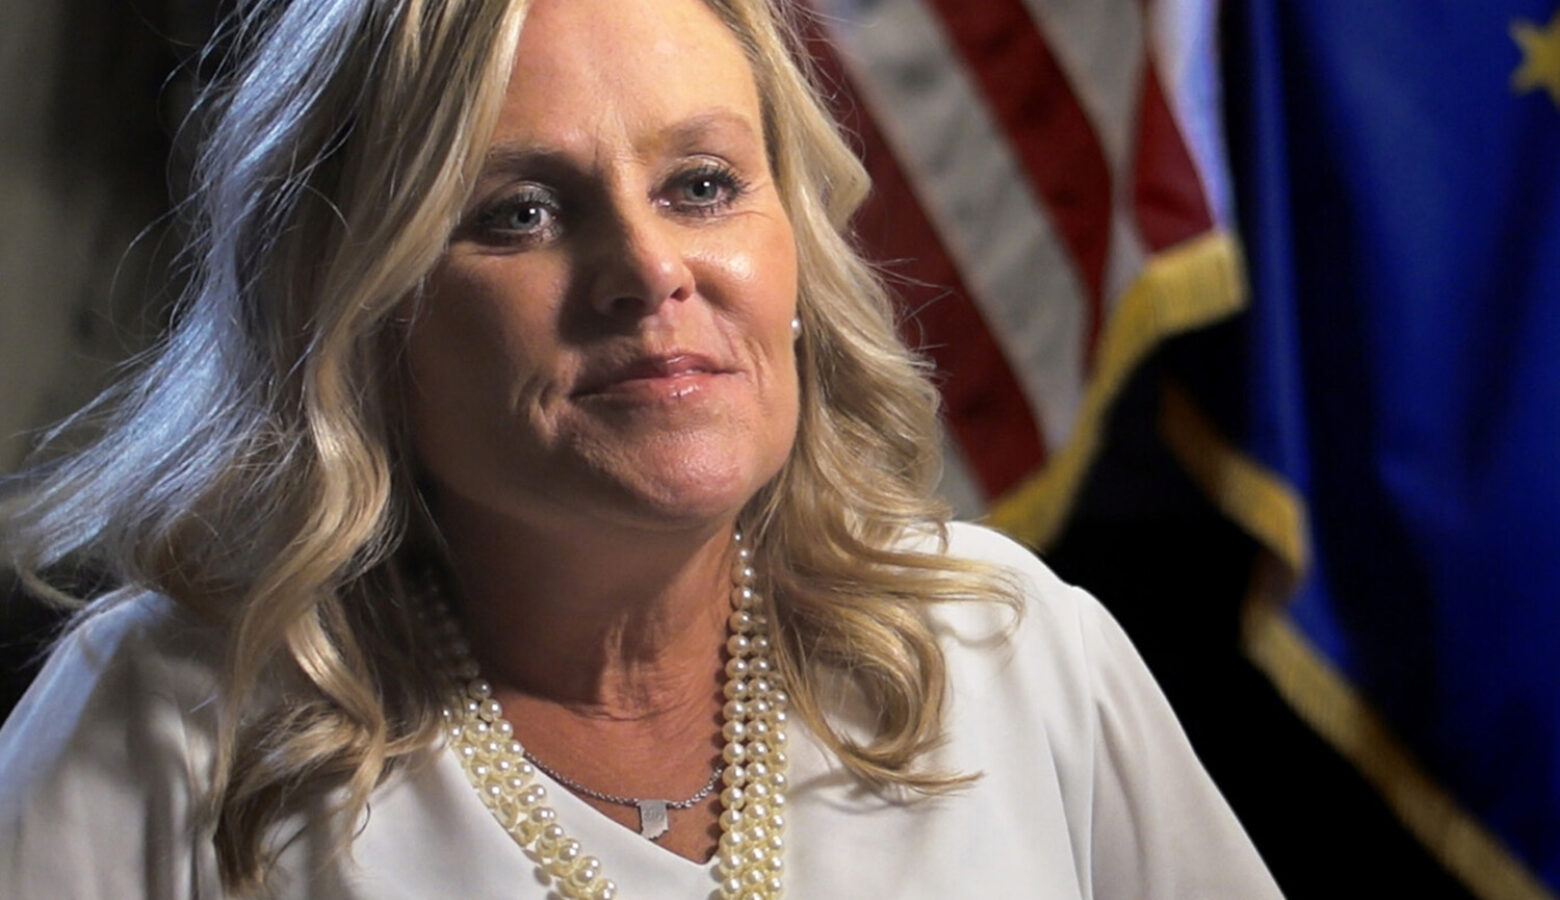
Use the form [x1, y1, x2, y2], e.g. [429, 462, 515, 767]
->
[435, 530, 791, 900]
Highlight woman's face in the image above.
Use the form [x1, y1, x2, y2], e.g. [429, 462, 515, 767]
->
[404, 0, 800, 536]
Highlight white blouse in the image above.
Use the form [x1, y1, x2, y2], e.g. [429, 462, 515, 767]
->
[0, 523, 1283, 898]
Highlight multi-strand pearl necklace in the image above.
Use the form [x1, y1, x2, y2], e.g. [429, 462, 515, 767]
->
[435, 530, 791, 900]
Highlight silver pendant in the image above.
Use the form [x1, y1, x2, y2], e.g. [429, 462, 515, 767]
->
[636, 799, 670, 840]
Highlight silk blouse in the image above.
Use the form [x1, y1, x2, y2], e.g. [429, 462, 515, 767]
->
[0, 523, 1283, 898]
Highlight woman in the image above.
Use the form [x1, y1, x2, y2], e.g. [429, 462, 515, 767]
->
[0, 0, 1282, 897]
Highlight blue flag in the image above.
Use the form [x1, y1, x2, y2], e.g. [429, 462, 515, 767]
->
[1211, 1, 1560, 896]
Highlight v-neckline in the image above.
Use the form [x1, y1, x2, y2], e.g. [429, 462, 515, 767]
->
[536, 763, 721, 876]
[434, 698, 848, 897]
[434, 744, 722, 897]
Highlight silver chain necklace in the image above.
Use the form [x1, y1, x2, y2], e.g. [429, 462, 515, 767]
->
[520, 749, 724, 841]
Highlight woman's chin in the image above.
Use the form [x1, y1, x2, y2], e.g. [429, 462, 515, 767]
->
[579, 457, 770, 531]
[532, 416, 793, 532]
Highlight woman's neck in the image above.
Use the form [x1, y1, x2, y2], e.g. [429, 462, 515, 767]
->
[428, 493, 739, 863]
[433, 493, 737, 720]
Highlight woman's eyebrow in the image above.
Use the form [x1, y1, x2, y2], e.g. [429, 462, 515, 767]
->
[478, 109, 763, 174]
[659, 109, 762, 150]
[476, 144, 571, 180]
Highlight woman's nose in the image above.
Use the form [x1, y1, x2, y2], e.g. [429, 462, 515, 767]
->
[587, 205, 695, 320]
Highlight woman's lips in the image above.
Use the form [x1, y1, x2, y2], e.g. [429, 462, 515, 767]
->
[573, 353, 730, 399]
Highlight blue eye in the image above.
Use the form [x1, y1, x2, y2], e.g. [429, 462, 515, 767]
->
[499, 201, 551, 231]
[475, 186, 560, 243]
[666, 164, 748, 214]
[683, 175, 725, 204]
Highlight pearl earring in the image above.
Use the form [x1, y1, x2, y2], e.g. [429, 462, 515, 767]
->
[790, 317, 802, 340]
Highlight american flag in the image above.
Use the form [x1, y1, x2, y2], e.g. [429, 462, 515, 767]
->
[810, 0, 1243, 544]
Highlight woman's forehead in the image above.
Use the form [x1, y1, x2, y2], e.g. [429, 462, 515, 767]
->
[493, 0, 764, 154]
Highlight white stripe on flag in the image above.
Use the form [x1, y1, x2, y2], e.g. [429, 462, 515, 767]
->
[822, 0, 1091, 449]
[1017, 0, 1152, 332]
[1016, 0, 1146, 178]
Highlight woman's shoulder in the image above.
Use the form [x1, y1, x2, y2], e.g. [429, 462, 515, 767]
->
[915, 519, 1101, 649]
[914, 523, 1283, 897]
[8, 593, 223, 731]
[0, 593, 225, 896]
[939, 520, 1068, 582]
[0, 592, 224, 820]
[912, 521, 1149, 753]
[902, 519, 1081, 596]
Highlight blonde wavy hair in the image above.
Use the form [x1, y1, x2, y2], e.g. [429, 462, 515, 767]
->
[1, 0, 1017, 891]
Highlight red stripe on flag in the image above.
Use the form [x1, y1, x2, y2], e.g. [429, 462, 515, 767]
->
[1132, 51, 1215, 249]
[804, 28, 1048, 498]
[922, 0, 1114, 367]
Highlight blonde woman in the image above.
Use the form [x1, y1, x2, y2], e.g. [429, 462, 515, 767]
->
[0, 0, 1282, 897]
